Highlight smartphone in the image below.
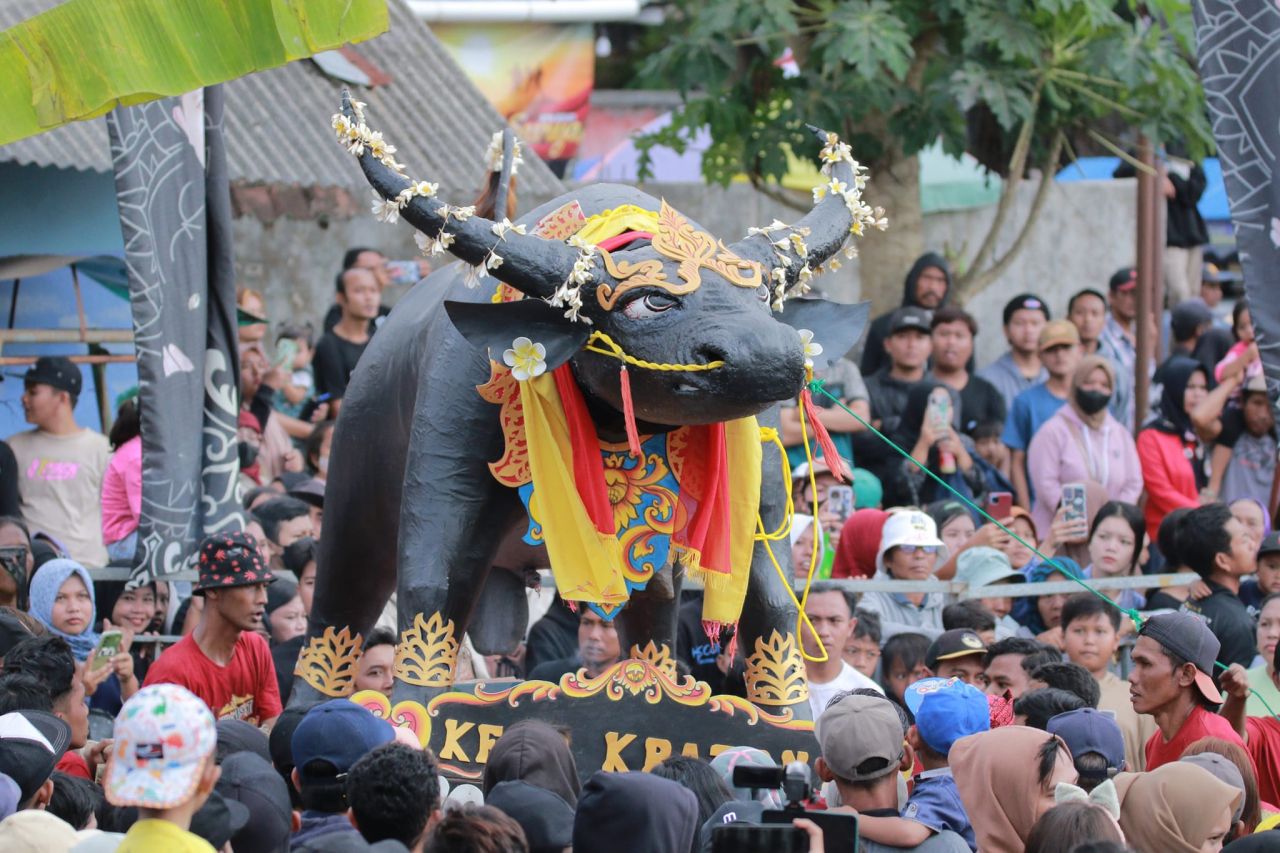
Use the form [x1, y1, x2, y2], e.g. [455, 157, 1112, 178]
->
[987, 491, 1013, 519]
[299, 392, 333, 422]
[275, 337, 299, 371]
[387, 260, 420, 285]
[825, 485, 854, 523]
[927, 387, 956, 474]
[89, 630, 123, 672]
[1061, 482, 1088, 526]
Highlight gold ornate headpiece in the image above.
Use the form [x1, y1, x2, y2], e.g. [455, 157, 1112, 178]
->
[594, 201, 762, 311]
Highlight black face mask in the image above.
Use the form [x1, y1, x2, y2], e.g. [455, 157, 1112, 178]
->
[1075, 388, 1111, 416]
[238, 442, 259, 469]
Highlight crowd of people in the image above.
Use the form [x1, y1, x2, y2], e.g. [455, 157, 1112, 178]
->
[0, 244, 1276, 851]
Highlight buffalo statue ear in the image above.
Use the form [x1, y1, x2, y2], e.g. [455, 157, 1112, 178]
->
[774, 298, 871, 370]
[445, 300, 590, 372]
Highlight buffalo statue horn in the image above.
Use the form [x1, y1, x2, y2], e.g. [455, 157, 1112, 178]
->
[342, 92, 579, 301]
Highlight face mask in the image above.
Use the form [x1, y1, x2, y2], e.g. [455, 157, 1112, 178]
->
[1075, 388, 1111, 416]
[238, 442, 259, 469]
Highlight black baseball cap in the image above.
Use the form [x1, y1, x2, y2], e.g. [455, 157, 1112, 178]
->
[925, 629, 987, 669]
[1047, 708, 1125, 779]
[1258, 532, 1280, 560]
[23, 356, 81, 397]
[1109, 266, 1137, 291]
[0, 710, 70, 804]
[888, 306, 932, 335]
[216, 752, 293, 853]
[1139, 611, 1222, 704]
[1170, 299, 1213, 343]
[1002, 294, 1050, 325]
[190, 789, 251, 850]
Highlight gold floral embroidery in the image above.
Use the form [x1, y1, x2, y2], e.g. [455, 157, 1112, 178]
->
[745, 630, 809, 706]
[295, 627, 364, 698]
[395, 612, 460, 687]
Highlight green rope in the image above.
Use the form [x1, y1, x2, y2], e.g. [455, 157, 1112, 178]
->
[806, 378, 1279, 720]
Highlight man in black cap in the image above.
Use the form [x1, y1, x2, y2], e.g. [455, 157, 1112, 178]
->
[977, 294, 1049, 411]
[8, 356, 109, 565]
[925, 629, 988, 687]
[1098, 266, 1138, 383]
[217, 751, 294, 853]
[864, 306, 933, 440]
[143, 532, 282, 726]
[1128, 610, 1244, 769]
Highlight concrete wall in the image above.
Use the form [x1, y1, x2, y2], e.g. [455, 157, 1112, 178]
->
[925, 178, 1138, 366]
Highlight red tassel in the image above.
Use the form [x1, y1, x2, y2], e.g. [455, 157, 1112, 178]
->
[800, 388, 848, 483]
[619, 365, 643, 458]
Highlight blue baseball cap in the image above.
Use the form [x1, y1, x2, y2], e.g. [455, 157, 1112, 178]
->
[291, 700, 394, 774]
[1046, 708, 1125, 778]
[903, 678, 990, 756]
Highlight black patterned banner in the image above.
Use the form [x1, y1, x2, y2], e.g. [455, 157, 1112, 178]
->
[105, 86, 243, 579]
[1193, 2, 1280, 386]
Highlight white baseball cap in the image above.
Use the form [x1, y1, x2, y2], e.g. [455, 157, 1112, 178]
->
[875, 509, 945, 573]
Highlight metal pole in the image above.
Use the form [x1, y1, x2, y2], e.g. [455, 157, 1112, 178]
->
[1133, 137, 1159, 430]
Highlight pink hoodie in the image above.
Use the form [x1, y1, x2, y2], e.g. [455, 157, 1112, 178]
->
[1026, 404, 1143, 534]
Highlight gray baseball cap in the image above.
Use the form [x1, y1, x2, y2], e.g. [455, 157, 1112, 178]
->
[815, 694, 904, 782]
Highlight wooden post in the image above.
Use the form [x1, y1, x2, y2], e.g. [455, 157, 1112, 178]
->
[1133, 137, 1165, 430]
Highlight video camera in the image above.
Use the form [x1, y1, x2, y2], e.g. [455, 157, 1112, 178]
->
[710, 762, 858, 852]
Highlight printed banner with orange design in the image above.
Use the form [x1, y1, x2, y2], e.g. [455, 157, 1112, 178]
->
[434, 22, 593, 165]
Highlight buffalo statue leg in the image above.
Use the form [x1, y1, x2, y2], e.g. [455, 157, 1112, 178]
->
[616, 563, 683, 675]
[736, 408, 812, 720]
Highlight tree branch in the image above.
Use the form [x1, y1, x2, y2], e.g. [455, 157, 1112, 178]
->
[748, 174, 810, 214]
[962, 84, 1043, 280]
[958, 131, 1064, 297]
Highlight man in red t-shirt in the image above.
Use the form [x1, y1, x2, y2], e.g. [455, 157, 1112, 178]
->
[144, 532, 282, 727]
[1128, 611, 1244, 769]
[1220, 661, 1280, 807]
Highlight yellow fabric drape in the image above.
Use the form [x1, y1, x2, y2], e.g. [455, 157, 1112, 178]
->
[521, 373, 629, 607]
[686, 416, 762, 627]
[520, 373, 760, 627]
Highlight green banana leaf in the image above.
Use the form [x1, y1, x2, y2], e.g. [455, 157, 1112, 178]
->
[0, 0, 388, 145]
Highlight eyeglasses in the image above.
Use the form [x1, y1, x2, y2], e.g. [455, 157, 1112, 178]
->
[898, 545, 939, 554]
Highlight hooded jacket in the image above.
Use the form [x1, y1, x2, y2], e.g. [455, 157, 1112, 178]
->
[572, 771, 699, 853]
[481, 719, 581, 807]
[860, 253, 952, 376]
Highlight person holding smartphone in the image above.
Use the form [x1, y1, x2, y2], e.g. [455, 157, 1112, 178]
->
[886, 381, 984, 509]
[1026, 356, 1142, 537]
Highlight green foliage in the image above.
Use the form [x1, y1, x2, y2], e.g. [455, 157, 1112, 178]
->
[638, 0, 1211, 185]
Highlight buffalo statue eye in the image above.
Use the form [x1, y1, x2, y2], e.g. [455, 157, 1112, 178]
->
[621, 292, 679, 319]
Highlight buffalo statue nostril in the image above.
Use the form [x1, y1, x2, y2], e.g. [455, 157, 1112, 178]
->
[696, 344, 728, 366]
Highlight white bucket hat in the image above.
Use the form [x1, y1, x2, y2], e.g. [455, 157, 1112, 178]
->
[875, 509, 945, 573]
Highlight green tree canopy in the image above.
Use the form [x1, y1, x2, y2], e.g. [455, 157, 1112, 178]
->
[638, 0, 1210, 297]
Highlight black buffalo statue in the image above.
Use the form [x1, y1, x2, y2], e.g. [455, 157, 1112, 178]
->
[290, 95, 872, 719]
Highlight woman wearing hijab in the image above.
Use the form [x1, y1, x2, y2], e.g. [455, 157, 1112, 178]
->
[1137, 356, 1211, 546]
[29, 559, 137, 714]
[951, 726, 1078, 853]
[831, 508, 889, 579]
[1026, 356, 1142, 537]
[1116, 762, 1241, 852]
[885, 380, 985, 508]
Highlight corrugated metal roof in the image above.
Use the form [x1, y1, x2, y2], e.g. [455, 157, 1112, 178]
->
[0, 0, 563, 199]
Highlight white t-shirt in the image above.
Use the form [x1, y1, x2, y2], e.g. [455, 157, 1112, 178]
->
[9, 427, 110, 566]
[808, 661, 883, 720]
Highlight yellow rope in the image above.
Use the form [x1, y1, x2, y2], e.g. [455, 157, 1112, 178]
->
[584, 331, 725, 372]
[747, 385, 828, 664]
